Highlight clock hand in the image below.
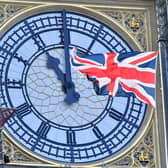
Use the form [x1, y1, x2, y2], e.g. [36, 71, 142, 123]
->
[24, 20, 67, 93]
[46, 52, 67, 93]
[46, 51, 79, 102]
[62, 10, 80, 104]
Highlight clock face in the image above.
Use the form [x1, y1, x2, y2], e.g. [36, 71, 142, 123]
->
[0, 10, 148, 165]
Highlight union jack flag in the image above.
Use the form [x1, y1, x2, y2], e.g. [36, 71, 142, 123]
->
[71, 47, 157, 108]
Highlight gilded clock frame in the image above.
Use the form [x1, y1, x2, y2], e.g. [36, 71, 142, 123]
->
[0, 1, 161, 168]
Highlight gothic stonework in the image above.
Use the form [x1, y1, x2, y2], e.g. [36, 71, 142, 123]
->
[0, 3, 31, 27]
[3, 133, 43, 164]
[112, 155, 133, 167]
[105, 123, 155, 168]
[0, 1, 157, 167]
[102, 10, 148, 51]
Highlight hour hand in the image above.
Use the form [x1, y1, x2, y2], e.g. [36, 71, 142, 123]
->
[46, 53, 65, 88]
[46, 52, 80, 104]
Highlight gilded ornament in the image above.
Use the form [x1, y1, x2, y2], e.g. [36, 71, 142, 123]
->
[0, 10, 4, 22]
[138, 151, 150, 162]
[128, 17, 141, 30]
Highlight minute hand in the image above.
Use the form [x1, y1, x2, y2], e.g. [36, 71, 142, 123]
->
[62, 10, 80, 104]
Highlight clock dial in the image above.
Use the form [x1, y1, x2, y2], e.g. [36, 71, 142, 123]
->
[25, 48, 108, 126]
[0, 11, 148, 164]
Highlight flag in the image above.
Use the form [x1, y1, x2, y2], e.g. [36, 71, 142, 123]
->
[71, 47, 157, 108]
[0, 108, 16, 128]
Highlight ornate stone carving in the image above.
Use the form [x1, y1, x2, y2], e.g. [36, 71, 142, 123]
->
[0, 3, 30, 26]
[103, 10, 147, 50]
[133, 126, 155, 167]
[105, 124, 155, 168]
[113, 155, 133, 167]
[133, 146, 154, 167]
[3, 134, 42, 163]
[127, 17, 141, 30]
[0, 2, 155, 167]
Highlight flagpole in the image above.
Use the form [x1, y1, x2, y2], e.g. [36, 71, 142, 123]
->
[157, 0, 168, 167]
[158, 37, 168, 167]
[0, 127, 4, 165]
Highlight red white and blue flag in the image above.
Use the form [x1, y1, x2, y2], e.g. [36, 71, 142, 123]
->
[71, 47, 157, 108]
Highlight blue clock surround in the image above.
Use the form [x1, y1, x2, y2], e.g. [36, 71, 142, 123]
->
[0, 7, 151, 165]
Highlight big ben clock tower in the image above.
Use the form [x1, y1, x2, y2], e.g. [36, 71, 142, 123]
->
[0, 0, 166, 168]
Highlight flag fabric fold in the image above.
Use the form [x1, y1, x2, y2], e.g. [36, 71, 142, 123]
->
[71, 47, 157, 108]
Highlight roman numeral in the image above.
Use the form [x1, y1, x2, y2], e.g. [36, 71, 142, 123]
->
[4, 41, 13, 50]
[16, 103, 31, 118]
[0, 47, 13, 57]
[37, 122, 50, 138]
[24, 20, 45, 50]
[14, 53, 28, 66]
[109, 108, 123, 121]
[66, 130, 76, 145]
[6, 79, 23, 89]
[87, 25, 103, 52]
[93, 126, 103, 138]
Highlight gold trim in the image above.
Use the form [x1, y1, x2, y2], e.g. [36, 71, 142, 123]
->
[1, 3, 154, 167]
[145, 8, 153, 51]
[0, 0, 154, 7]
